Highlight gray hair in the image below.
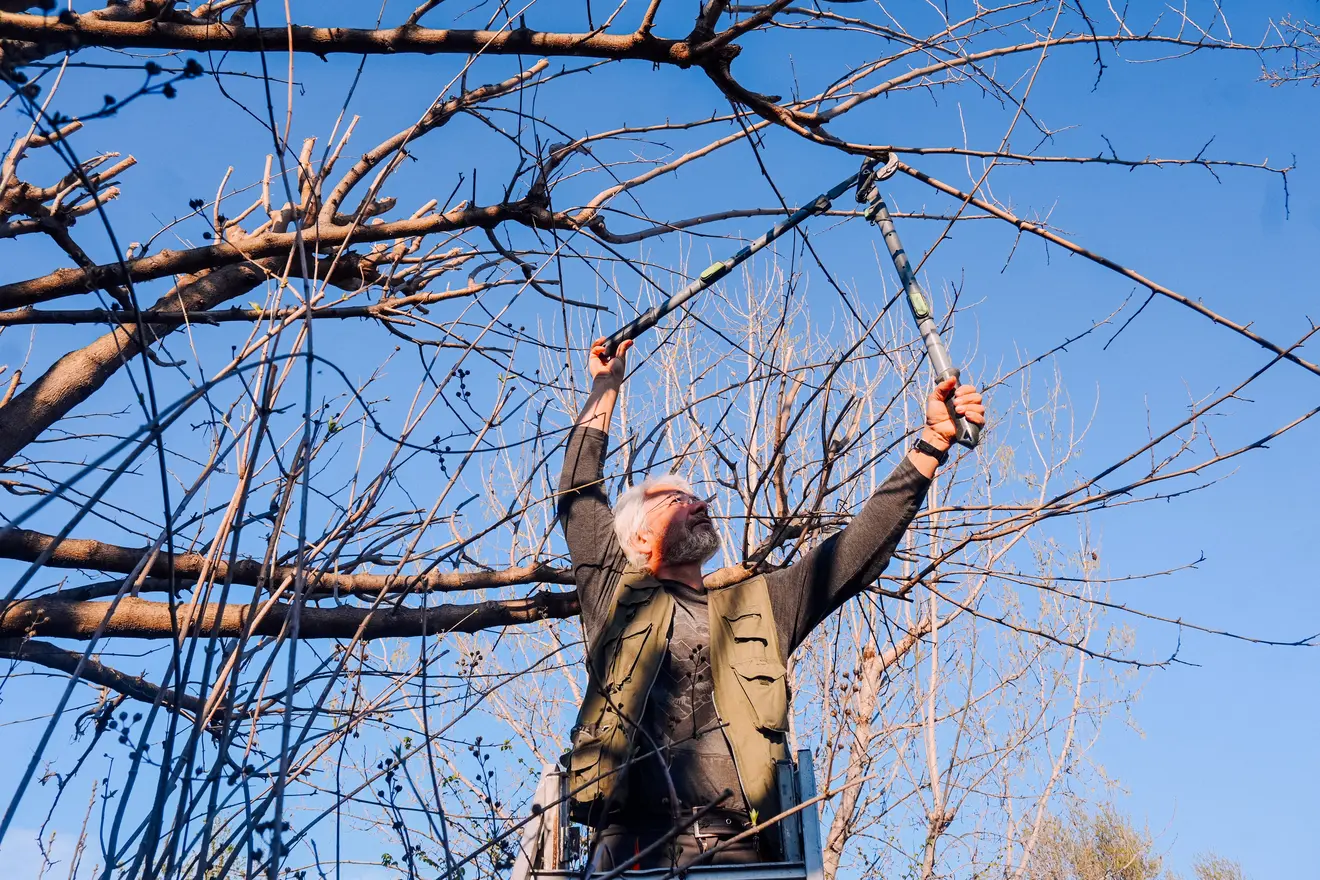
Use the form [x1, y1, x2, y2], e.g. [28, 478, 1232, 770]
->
[612, 473, 698, 569]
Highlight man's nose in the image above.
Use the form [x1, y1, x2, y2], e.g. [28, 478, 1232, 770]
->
[690, 497, 708, 516]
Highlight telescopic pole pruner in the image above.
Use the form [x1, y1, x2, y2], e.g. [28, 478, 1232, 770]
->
[600, 170, 864, 357]
[858, 157, 981, 450]
[598, 155, 980, 450]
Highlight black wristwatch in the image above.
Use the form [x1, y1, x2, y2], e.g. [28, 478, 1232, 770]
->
[913, 436, 950, 465]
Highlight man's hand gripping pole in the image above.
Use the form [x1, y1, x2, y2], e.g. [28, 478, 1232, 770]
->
[859, 157, 981, 450]
[600, 171, 864, 357]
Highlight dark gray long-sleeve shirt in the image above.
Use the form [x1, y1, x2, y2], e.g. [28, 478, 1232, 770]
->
[557, 426, 930, 819]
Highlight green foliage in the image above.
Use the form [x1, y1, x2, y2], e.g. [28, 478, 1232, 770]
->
[1024, 805, 1249, 880]
[1190, 852, 1247, 880]
[1025, 804, 1166, 880]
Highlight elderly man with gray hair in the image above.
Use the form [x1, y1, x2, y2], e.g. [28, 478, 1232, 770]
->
[558, 338, 985, 871]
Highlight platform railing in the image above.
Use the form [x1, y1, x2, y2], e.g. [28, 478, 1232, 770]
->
[511, 749, 824, 880]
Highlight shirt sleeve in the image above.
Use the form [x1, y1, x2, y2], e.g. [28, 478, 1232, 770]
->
[557, 426, 629, 647]
[766, 456, 932, 657]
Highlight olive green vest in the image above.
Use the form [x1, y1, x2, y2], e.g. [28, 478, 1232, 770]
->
[566, 572, 790, 827]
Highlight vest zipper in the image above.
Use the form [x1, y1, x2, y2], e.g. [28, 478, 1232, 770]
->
[707, 602, 753, 816]
[628, 599, 677, 814]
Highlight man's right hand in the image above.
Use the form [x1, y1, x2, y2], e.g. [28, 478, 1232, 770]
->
[575, 338, 631, 431]
[588, 337, 632, 385]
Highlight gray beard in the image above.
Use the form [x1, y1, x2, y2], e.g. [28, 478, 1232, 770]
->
[660, 521, 721, 566]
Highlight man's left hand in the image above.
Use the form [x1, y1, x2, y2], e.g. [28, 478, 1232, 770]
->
[924, 377, 986, 450]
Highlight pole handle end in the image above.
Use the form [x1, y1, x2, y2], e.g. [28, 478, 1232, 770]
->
[936, 368, 981, 451]
[953, 419, 981, 450]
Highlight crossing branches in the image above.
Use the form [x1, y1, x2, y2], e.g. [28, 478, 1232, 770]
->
[0, 2, 1312, 877]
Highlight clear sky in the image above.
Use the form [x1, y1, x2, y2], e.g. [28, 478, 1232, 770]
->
[0, 2, 1316, 878]
[913, 30, 1320, 877]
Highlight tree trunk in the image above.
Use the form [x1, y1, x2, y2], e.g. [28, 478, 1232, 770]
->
[0, 262, 268, 465]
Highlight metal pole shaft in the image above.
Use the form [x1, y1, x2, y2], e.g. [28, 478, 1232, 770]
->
[601, 172, 861, 356]
[867, 192, 981, 449]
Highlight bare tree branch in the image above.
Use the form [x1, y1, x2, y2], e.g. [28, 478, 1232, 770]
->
[0, 526, 574, 596]
[0, 637, 206, 715]
[0, 10, 727, 66]
[0, 591, 581, 640]
[0, 261, 270, 465]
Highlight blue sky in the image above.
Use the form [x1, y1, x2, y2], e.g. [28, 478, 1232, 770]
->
[677, 23, 1320, 872]
[932, 42, 1320, 880]
[0, 2, 1317, 877]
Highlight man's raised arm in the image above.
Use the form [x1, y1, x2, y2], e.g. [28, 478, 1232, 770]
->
[767, 378, 986, 654]
[557, 338, 634, 639]
[572, 337, 631, 434]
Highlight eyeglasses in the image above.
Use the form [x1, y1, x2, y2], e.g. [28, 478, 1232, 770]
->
[642, 490, 708, 514]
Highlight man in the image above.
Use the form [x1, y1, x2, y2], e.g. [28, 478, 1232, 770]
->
[557, 337, 985, 871]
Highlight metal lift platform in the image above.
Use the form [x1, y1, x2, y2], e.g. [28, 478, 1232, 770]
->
[511, 749, 825, 880]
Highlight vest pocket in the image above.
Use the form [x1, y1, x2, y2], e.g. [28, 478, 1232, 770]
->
[721, 611, 769, 646]
[604, 622, 653, 691]
[570, 718, 619, 778]
[730, 658, 789, 733]
[568, 719, 622, 825]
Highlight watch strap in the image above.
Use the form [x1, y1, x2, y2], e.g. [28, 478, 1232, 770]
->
[913, 437, 950, 465]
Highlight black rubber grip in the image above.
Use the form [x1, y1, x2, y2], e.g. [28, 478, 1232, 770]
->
[936, 368, 981, 450]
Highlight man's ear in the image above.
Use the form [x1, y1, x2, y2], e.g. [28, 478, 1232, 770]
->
[633, 528, 664, 570]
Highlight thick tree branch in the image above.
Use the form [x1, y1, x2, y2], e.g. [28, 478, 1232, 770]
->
[0, 591, 582, 640]
[0, 526, 576, 596]
[0, 261, 270, 465]
[0, 11, 723, 66]
[0, 279, 514, 326]
[0, 202, 540, 308]
[0, 525, 768, 597]
[0, 637, 206, 715]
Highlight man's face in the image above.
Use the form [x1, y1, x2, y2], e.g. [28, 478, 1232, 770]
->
[640, 487, 720, 567]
